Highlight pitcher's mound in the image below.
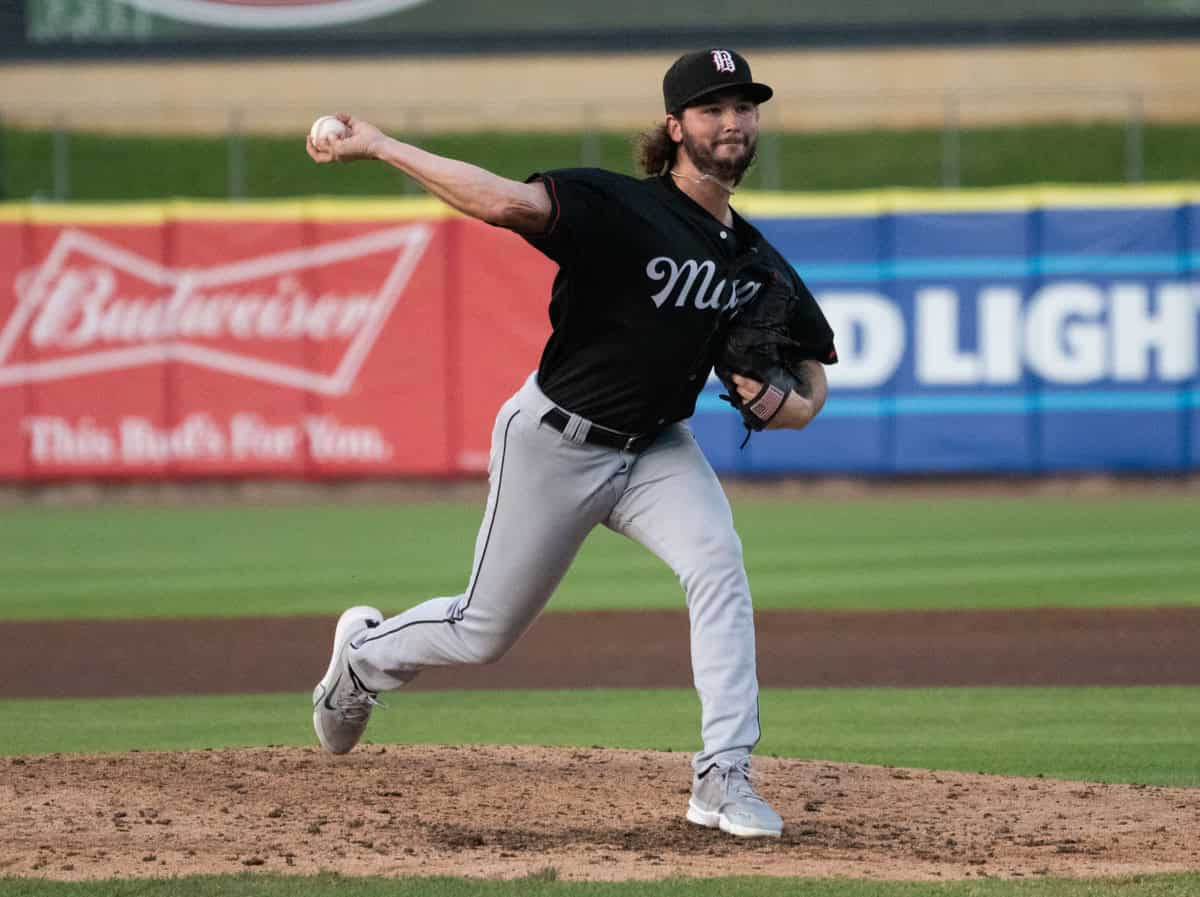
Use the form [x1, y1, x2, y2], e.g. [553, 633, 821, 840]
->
[4, 744, 1197, 881]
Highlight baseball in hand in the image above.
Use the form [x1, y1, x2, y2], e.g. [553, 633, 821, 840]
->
[309, 115, 348, 151]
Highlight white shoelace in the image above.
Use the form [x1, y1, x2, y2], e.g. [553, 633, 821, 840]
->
[725, 758, 767, 803]
[334, 691, 380, 724]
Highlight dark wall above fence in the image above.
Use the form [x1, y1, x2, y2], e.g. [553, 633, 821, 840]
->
[4, 0, 1200, 59]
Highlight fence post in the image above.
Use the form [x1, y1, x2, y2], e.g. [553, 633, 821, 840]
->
[227, 107, 246, 199]
[580, 106, 602, 168]
[758, 104, 782, 191]
[1125, 91, 1145, 183]
[52, 117, 71, 201]
[941, 92, 961, 189]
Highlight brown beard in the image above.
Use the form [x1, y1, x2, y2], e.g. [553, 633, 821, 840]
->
[679, 126, 758, 186]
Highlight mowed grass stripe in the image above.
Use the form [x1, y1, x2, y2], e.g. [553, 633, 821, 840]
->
[13, 526, 1198, 581]
[15, 524, 1164, 576]
[750, 529, 1200, 566]
[2, 687, 1197, 787]
[3, 872, 1200, 897]
[7, 551, 1197, 612]
[1, 496, 1196, 620]
[748, 560, 1200, 608]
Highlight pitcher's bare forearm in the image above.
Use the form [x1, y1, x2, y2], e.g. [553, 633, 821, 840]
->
[306, 114, 551, 234]
[373, 138, 551, 234]
[792, 360, 827, 416]
[769, 360, 827, 431]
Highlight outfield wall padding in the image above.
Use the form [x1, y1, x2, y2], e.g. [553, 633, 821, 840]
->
[1, 186, 1197, 480]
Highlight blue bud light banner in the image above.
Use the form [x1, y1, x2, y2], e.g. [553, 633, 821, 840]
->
[692, 186, 1200, 475]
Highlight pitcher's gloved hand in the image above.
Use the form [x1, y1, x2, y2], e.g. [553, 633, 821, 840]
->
[715, 268, 831, 435]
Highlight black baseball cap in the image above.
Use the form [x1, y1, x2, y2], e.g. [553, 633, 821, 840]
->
[662, 49, 774, 114]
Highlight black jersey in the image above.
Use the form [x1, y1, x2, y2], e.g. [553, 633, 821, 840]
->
[522, 168, 835, 434]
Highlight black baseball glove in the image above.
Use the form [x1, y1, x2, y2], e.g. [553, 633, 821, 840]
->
[714, 267, 836, 435]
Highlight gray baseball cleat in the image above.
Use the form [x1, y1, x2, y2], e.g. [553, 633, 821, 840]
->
[312, 605, 384, 755]
[686, 757, 784, 838]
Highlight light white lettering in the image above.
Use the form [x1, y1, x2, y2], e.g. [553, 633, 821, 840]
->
[26, 267, 379, 349]
[917, 287, 981, 385]
[979, 287, 1023, 384]
[303, 416, 392, 462]
[819, 292, 905, 389]
[917, 287, 1023, 385]
[230, 414, 299, 461]
[30, 268, 112, 349]
[23, 416, 114, 464]
[119, 414, 226, 463]
[1111, 283, 1196, 381]
[697, 278, 728, 310]
[644, 256, 760, 311]
[729, 280, 762, 309]
[1024, 282, 1107, 384]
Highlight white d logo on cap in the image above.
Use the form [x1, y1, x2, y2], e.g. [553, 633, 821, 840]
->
[711, 50, 736, 74]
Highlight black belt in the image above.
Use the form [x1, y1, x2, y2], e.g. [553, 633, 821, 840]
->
[541, 407, 657, 453]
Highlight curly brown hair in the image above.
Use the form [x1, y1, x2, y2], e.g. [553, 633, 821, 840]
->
[635, 122, 678, 177]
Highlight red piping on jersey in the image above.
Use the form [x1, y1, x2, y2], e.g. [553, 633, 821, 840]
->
[541, 175, 562, 238]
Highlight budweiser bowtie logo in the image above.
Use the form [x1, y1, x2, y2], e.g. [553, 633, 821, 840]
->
[0, 224, 432, 395]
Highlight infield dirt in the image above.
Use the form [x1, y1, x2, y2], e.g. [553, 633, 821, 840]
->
[2, 606, 1199, 882]
[4, 607, 1200, 699]
[4, 744, 1199, 882]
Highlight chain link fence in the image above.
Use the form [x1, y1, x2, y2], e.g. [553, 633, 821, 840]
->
[2, 86, 1198, 201]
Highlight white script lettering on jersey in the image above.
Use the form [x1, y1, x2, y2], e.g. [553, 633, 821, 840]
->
[645, 257, 763, 310]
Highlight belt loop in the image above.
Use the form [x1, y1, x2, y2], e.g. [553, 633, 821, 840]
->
[564, 412, 591, 445]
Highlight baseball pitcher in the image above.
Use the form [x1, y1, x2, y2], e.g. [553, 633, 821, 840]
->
[307, 48, 837, 838]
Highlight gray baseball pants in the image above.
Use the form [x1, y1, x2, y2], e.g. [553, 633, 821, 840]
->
[350, 372, 761, 772]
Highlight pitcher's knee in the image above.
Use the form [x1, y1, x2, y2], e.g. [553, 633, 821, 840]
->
[683, 535, 744, 577]
[470, 640, 511, 665]
[679, 540, 749, 598]
[457, 628, 519, 665]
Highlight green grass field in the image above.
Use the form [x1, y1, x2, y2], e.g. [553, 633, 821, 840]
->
[1, 496, 1196, 620]
[5, 122, 1200, 200]
[2, 494, 1197, 895]
[2, 686, 1198, 787]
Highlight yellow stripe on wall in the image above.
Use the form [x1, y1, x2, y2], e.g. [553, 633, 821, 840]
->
[1, 183, 1198, 224]
[736, 183, 1200, 217]
[0, 197, 455, 224]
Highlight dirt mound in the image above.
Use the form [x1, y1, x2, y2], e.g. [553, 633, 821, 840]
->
[3, 745, 1197, 882]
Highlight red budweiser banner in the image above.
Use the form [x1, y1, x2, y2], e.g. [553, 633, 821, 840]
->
[0, 202, 555, 480]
